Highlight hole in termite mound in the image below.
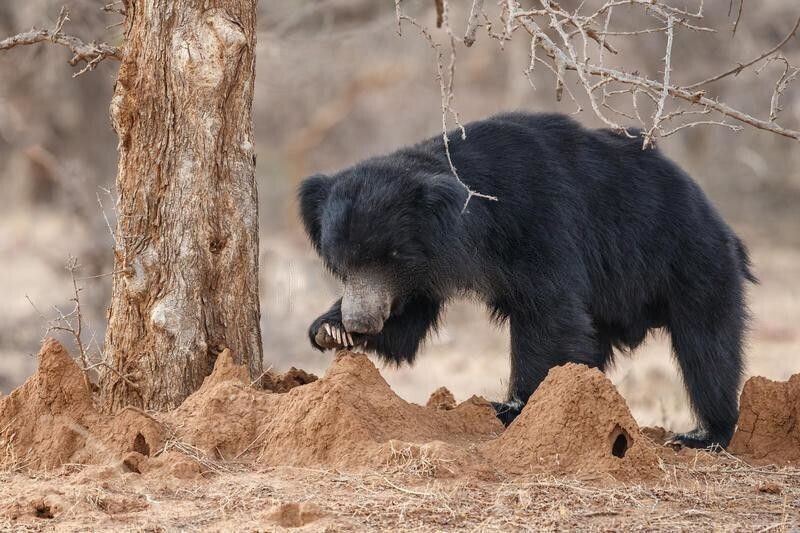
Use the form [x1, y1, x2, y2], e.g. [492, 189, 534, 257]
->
[34, 503, 53, 519]
[133, 432, 150, 456]
[610, 425, 631, 458]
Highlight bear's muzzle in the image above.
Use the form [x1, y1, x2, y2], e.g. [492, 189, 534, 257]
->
[341, 271, 392, 335]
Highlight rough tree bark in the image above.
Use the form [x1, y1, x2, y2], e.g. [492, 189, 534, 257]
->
[101, 0, 262, 411]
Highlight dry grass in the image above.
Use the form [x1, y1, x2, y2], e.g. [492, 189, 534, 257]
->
[0, 420, 33, 474]
[158, 437, 247, 476]
[384, 441, 457, 478]
[0, 450, 797, 531]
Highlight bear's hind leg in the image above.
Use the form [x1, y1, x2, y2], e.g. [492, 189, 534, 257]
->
[667, 300, 745, 449]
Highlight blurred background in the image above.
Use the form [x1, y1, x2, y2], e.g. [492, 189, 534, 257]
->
[0, 0, 798, 432]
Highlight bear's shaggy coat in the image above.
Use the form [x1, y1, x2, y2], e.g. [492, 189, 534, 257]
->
[299, 112, 755, 448]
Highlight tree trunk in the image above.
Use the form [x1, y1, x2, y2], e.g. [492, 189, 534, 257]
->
[101, 0, 262, 412]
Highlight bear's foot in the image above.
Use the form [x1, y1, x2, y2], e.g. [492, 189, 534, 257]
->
[665, 428, 729, 450]
[491, 399, 525, 427]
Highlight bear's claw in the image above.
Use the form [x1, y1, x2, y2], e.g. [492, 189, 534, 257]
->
[491, 399, 525, 427]
[665, 428, 728, 450]
[314, 322, 355, 350]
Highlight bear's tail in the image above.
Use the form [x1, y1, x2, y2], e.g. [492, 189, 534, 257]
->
[734, 237, 758, 284]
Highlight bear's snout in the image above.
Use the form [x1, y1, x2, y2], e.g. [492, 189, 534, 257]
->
[343, 314, 384, 335]
[341, 271, 392, 336]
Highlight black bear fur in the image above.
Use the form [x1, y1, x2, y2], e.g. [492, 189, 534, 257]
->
[299, 112, 755, 449]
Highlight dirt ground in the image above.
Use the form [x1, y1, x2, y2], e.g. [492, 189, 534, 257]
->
[0, 340, 798, 532]
[1, 459, 797, 531]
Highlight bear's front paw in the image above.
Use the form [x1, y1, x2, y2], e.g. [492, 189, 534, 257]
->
[311, 321, 357, 351]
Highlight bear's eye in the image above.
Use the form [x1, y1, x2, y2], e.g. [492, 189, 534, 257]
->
[390, 250, 399, 258]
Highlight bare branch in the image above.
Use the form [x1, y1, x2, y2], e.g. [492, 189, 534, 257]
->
[102, 1, 127, 16]
[524, 35, 539, 88]
[26, 256, 140, 393]
[397, 4, 498, 210]
[96, 188, 118, 246]
[732, 0, 745, 36]
[643, 15, 675, 148]
[760, 57, 800, 122]
[0, 7, 121, 76]
[587, 60, 800, 140]
[688, 16, 800, 89]
[661, 121, 743, 137]
[398, 0, 800, 148]
[464, 0, 485, 47]
[434, 0, 444, 29]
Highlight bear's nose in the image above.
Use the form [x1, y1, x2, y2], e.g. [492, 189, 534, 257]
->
[343, 315, 384, 335]
[340, 270, 392, 336]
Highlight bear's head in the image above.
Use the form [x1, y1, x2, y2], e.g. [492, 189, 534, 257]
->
[298, 161, 464, 335]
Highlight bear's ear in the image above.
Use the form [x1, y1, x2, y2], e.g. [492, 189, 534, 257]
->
[298, 173, 333, 251]
[424, 175, 465, 220]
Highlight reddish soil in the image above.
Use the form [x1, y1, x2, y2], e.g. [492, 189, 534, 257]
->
[484, 363, 659, 480]
[260, 366, 318, 392]
[0, 340, 798, 530]
[164, 348, 501, 470]
[426, 386, 457, 410]
[729, 373, 800, 464]
[0, 339, 165, 470]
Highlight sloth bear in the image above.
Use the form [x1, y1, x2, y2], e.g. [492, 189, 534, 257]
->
[298, 112, 755, 449]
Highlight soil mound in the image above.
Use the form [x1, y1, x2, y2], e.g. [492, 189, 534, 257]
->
[258, 352, 502, 467]
[0, 339, 93, 469]
[0, 340, 167, 470]
[426, 387, 457, 410]
[640, 426, 672, 445]
[168, 349, 276, 460]
[171, 350, 503, 468]
[201, 348, 250, 386]
[0, 343, 502, 472]
[6, 341, 747, 481]
[483, 363, 659, 480]
[729, 373, 800, 464]
[262, 367, 318, 392]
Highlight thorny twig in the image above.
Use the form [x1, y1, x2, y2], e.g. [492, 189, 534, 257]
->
[26, 257, 92, 391]
[26, 256, 139, 393]
[757, 56, 800, 123]
[731, 0, 745, 36]
[396, 0, 800, 150]
[0, 6, 121, 77]
[96, 187, 118, 246]
[463, 0, 485, 47]
[643, 15, 674, 148]
[688, 17, 800, 89]
[101, 1, 127, 17]
[397, 1, 498, 211]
